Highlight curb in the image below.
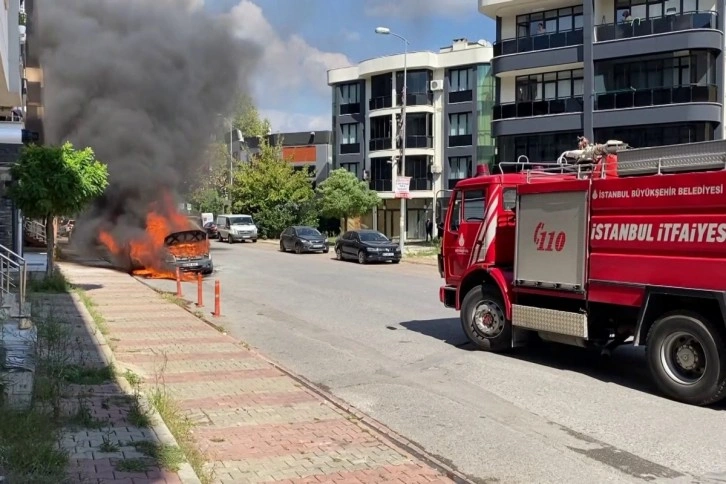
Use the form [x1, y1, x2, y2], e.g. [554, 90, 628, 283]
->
[134, 276, 473, 484]
[64, 275, 202, 484]
[257, 238, 438, 267]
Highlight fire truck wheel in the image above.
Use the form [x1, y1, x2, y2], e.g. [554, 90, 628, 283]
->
[461, 285, 512, 353]
[646, 312, 726, 406]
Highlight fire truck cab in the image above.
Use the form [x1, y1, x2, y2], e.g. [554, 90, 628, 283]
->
[439, 138, 726, 406]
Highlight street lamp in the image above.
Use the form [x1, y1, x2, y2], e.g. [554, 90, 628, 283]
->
[375, 26, 408, 254]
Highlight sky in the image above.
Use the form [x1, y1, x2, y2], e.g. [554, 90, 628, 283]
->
[198, 0, 496, 133]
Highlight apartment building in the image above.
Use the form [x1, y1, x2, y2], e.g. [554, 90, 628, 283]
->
[481, 0, 724, 164]
[239, 131, 333, 188]
[0, 0, 27, 253]
[327, 38, 495, 240]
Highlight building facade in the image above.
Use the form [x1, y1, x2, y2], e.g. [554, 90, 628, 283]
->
[481, 0, 724, 164]
[240, 131, 333, 188]
[0, 0, 27, 253]
[328, 38, 495, 240]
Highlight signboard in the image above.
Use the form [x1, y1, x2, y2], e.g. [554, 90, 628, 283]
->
[395, 176, 411, 199]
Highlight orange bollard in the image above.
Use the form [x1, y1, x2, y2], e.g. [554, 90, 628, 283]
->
[196, 272, 204, 307]
[175, 267, 182, 297]
[213, 279, 221, 317]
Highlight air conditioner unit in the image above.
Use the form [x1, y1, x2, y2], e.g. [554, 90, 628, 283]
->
[430, 80, 444, 91]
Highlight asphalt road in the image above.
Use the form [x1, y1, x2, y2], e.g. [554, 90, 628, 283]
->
[145, 241, 726, 484]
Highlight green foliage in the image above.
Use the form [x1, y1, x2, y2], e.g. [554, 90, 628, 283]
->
[233, 94, 271, 139]
[189, 142, 231, 214]
[8, 142, 108, 221]
[316, 168, 380, 220]
[231, 137, 317, 238]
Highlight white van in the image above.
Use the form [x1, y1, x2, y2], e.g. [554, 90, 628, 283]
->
[216, 214, 258, 243]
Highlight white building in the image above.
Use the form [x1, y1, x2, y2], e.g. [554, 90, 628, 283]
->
[328, 38, 495, 240]
[0, 0, 26, 253]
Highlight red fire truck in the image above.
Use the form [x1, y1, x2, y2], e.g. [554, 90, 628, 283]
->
[438, 138, 726, 406]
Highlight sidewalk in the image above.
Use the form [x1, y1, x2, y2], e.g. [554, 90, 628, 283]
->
[58, 259, 455, 483]
[30, 287, 189, 483]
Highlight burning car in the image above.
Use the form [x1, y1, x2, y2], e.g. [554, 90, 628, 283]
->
[162, 229, 213, 275]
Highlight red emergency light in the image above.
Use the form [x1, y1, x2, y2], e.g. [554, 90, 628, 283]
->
[476, 164, 490, 176]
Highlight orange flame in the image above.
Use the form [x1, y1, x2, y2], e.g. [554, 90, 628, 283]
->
[98, 192, 208, 280]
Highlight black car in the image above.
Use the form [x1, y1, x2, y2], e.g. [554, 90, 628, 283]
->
[280, 226, 329, 254]
[203, 221, 219, 239]
[334, 229, 401, 264]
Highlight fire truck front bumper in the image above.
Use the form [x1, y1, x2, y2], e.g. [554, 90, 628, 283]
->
[440, 285, 457, 309]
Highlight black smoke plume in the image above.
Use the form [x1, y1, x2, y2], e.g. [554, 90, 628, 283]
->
[34, 0, 260, 257]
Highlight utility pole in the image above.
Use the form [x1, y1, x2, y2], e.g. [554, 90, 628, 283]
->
[375, 27, 409, 254]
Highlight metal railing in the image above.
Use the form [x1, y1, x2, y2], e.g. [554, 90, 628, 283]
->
[0, 243, 28, 313]
[494, 96, 584, 120]
[594, 84, 718, 110]
[594, 11, 717, 42]
[494, 29, 583, 56]
[24, 219, 46, 244]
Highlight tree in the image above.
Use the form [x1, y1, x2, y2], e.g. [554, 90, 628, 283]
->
[231, 137, 317, 238]
[317, 168, 380, 228]
[233, 94, 271, 139]
[189, 142, 231, 214]
[8, 142, 109, 275]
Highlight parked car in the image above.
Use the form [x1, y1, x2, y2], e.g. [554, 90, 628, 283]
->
[280, 226, 328, 254]
[216, 214, 258, 243]
[334, 229, 401, 264]
[203, 221, 219, 239]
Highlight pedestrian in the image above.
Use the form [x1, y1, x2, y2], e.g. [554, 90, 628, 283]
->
[425, 218, 433, 242]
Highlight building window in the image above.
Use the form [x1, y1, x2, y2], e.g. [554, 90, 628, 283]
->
[450, 69, 471, 92]
[516, 5, 583, 38]
[516, 69, 584, 101]
[293, 165, 315, 177]
[341, 123, 358, 144]
[496, 131, 582, 165]
[594, 122, 715, 148]
[615, 0, 700, 23]
[448, 156, 472, 189]
[405, 155, 432, 191]
[396, 69, 433, 106]
[369, 116, 392, 151]
[340, 162, 359, 177]
[449, 113, 471, 136]
[370, 157, 393, 192]
[340, 83, 360, 104]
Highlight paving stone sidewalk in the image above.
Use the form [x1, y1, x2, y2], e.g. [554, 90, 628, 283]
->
[32, 292, 185, 484]
[58, 260, 454, 484]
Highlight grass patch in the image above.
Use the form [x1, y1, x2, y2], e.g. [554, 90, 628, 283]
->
[160, 291, 187, 308]
[115, 457, 152, 472]
[28, 271, 70, 293]
[74, 288, 109, 336]
[149, 387, 212, 483]
[131, 440, 185, 471]
[0, 410, 68, 483]
[62, 364, 115, 385]
[66, 402, 106, 429]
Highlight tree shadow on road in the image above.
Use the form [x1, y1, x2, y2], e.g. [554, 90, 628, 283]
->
[400, 317, 726, 411]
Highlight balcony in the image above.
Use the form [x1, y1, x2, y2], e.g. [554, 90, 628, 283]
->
[448, 90, 473, 104]
[593, 11, 721, 59]
[595, 11, 717, 42]
[408, 178, 432, 191]
[449, 134, 473, 147]
[492, 30, 584, 75]
[397, 92, 433, 107]
[396, 136, 433, 149]
[340, 143, 360, 154]
[369, 95, 392, 110]
[494, 29, 583, 56]
[340, 103, 361, 115]
[369, 138, 392, 151]
[493, 97, 584, 120]
[595, 84, 718, 110]
[369, 179, 392, 192]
